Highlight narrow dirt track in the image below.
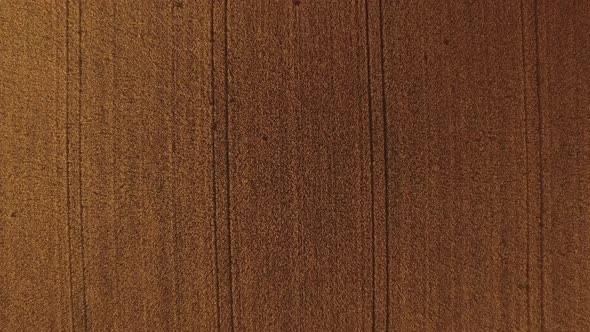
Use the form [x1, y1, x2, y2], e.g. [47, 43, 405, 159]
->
[0, 1, 588, 331]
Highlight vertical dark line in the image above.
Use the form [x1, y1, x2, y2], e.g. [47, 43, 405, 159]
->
[377, 0, 391, 330]
[170, 3, 182, 331]
[519, 0, 531, 330]
[533, 0, 545, 330]
[78, 1, 89, 330]
[223, 0, 236, 331]
[363, 0, 376, 331]
[65, 1, 75, 330]
[210, 0, 222, 330]
[292, 8, 304, 331]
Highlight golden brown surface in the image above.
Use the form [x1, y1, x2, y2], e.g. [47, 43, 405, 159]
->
[0, 1, 588, 331]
